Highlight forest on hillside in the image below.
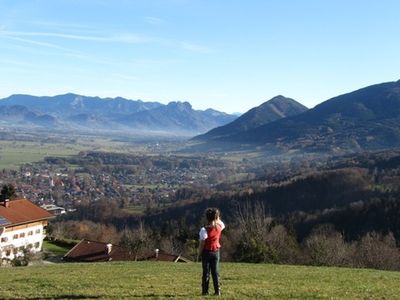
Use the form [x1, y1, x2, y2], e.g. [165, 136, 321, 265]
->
[41, 149, 400, 270]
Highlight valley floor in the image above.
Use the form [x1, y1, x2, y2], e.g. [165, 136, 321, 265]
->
[0, 261, 399, 299]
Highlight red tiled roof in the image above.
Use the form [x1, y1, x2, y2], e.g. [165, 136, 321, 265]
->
[144, 251, 192, 263]
[63, 239, 131, 262]
[0, 199, 54, 226]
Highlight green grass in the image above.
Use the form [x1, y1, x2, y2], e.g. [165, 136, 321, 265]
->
[123, 204, 147, 215]
[1, 262, 400, 299]
[42, 240, 73, 256]
[0, 138, 155, 170]
[0, 141, 84, 170]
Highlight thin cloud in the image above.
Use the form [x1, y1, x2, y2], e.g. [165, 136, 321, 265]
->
[145, 17, 165, 25]
[0, 57, 93, 75]
[180, 42, 214, 54]
[0, 30, 150, 44]
[22, 20, 99, 31]
[2, 35, 70, 50]
[0, 34, 117, 67]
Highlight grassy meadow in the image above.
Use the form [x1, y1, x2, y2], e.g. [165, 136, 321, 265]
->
[0, 141, 81, 170]
[0, 261, 399, 299]
[0, 137, 153, 170]
[42, 241, 73, 257]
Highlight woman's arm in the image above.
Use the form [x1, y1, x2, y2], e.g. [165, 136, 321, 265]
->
[217, 217, 225, 230]
[198, 227, 207, 262]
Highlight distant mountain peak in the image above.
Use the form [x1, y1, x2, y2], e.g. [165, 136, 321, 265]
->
[265, 94, 305, 105]
[167, 101, 192, 110]
[193, 95, 307, 141]
[268, 95, 287, 101]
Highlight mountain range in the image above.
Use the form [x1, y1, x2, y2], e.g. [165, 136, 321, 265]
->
[3, 79, 400, 153]
[192, 80, 400, 154]
[0, 94, 236, 135]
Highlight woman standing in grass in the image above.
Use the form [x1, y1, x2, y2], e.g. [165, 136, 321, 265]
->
[198, 208, 225, 296]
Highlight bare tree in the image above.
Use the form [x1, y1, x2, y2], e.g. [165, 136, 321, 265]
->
[235, 201, 272, 240]
[233, 201, 275, 262]
[266, 225, 301, 264]
[120, 221, 151, 261]
[304, 224, 351, 267]
[355, 232, 400, 270]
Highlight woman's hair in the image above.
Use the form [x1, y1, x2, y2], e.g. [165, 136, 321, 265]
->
[205, 208, 220, 227]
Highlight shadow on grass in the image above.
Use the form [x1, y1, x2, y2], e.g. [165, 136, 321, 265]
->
[22, 294, 193, 299]
[129, 293, 194, 298]
[24, 296, 100, 300]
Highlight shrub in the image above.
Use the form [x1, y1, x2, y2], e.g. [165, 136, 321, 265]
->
[355, 232, 400, 270]
[304, 225, 351, 267]
[233, 237, 275, 263]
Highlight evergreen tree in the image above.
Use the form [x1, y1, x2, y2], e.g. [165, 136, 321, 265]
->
[0, 184, 16, 201]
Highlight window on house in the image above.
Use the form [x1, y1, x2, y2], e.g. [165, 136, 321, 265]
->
[19, 246, 24, 251]
[13, 234, 18, 240]
[13, 248, 18, 254]
[1, 237, 8, 243]
[34, 242, 40, 249]
[19, 233, 25, 238]
[5, 250, 11, 256]
[27, 244, 33, 249]
[35, 229, 41, 234]
[28, 231, 33, 236]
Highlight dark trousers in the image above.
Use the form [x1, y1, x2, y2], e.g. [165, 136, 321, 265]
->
[201, 250, 220, 295]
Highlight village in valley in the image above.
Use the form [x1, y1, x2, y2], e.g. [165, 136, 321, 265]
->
[0, 151, 245, 213]
[0, 148, 250, 266]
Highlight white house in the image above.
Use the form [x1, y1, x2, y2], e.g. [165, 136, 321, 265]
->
[0, 199, 54, 261]
[41, 204, 66, 216]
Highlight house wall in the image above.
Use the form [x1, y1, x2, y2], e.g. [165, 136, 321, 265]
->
[0, 221, 48, 260]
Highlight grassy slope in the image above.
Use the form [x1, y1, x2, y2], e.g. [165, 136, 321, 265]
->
[42, 241, 73, 256]
[1, 262, 400, 299]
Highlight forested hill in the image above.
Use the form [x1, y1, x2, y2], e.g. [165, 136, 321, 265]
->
[142, 149, 400, 241]
[194, 95, 308, 141]
[192, 80, 400, 154]
[44, 148, 400, 269]
[61, 149, 400, 244]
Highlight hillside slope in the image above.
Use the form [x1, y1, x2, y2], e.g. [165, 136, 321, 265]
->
[141, 150, 400, 243]
[194, 80, 400, 153]
[194, 95, 307, 141]
[0, 261, 399, 299]
[0, 105, 57, 127]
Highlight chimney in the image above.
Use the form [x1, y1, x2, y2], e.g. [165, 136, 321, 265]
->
[106, 243, 112, 254]
[155, 248, 159, 259]
[3, 199, 10, 208]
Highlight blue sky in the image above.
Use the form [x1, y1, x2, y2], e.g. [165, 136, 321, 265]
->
[0, 0, 399, 113]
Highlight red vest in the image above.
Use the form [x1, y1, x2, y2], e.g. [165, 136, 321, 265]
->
[204, 224, 222, 251]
